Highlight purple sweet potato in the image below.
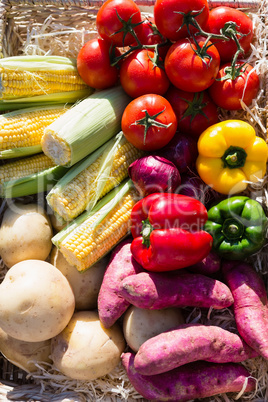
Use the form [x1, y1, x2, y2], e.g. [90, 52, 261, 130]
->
[122, 352, 256, 402]
[223, 260, 268, 360]
[134, 323, 259, 375]
[188, 250, 221, 276]
[97, 238, 144, 328]
[119, 271, 234, 310]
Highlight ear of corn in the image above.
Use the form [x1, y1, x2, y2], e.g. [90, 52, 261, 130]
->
[0, 145, 43, 159]
[41, 86, 131, 167]
[47, 132, 144, 221]
[0, 88, 94, 112]
[0, 153, 58, 197]
[0, 55, 89, 100]
[2, 165, 69, 198]
[52, 179, 139, 272]
[0, 105, 70, 158]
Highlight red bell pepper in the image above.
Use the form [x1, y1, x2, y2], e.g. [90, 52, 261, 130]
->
[130, 193, 213, 272]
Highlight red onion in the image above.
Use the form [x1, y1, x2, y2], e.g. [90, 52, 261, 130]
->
[156, 132, 198, 173]
[128, 155, 181, 197]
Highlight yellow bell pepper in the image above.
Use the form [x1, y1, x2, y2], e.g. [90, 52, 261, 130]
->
[196, 120, 268, 195]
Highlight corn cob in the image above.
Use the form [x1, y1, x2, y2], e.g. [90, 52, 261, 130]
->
[52, 179, 139, 272]
[0, 105, 70, 158]
[0, 153, 56, 197]
[41, 86, 130, 167]
[0, 89, 94, 112]
[47, 133, 143, 221]
[2, 164, 68, 199]
[0, 55, 88, 100]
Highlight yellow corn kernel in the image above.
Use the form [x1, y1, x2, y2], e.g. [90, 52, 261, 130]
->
[48, 140, 143, 221]
[59, 188, 137, 272]
[0, 69, 87, 99]
[0, 153, 55, 192]
[0, 106, 69, 151]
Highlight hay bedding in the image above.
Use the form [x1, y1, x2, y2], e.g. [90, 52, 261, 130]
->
[0, 0, 268, 401]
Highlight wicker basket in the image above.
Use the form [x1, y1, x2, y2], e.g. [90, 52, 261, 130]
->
[0, 0, 268, 401]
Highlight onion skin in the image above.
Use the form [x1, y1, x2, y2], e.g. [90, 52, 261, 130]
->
[156, 132, 198, 173]
[128, 155, 181, 197]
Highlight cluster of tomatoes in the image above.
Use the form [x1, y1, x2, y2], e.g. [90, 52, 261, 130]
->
[77, 0, 259, 151]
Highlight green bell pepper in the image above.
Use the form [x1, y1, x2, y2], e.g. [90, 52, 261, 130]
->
[204, 196, 267, 260]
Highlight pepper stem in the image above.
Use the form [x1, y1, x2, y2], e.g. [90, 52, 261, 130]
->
[141, 218, 154, 247]
[222, 146, 247, 169]
[222, 218, 244, 240]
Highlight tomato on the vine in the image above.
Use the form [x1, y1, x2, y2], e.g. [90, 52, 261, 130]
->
[165, 87, 219, 139]
[208, 61, 260, 110]
[119, 49, 170, 98]
[154, 0, 209, 42]
[77, 38, 120, 89]
[121, 94, 177, 151]
[135, 17, 170, 59]
[96, 0, 143, 47]
[164, 36, 220, 93]
[205, 6, 254, 63]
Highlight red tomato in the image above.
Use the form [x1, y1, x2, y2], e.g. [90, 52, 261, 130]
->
[208, 61, 260, 110]
[165, 87, 219, 139]
[121, 94, 177, 151]
[77, 38, 120, 89]
[164, 36, 220, 93]
[119, 49, 170, 98]
[154, 0, 209, 42]
[205, 6, 254, 63]
[96, 0, 143, 47]
[135, 17, 170, 59]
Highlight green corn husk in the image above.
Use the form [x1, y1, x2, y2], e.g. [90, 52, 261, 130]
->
[0, 89, 94, 111]
[46, 132, 143, 221]
[1, 165, 69, 198]
[41, 86, 131, 167]
[52, 179, 138, 271]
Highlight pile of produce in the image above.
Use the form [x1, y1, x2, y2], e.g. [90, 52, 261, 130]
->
[0, 0, 268, 401]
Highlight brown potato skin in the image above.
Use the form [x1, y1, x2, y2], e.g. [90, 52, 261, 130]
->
[0, 260, 75, 342]
[0, 202, 53, 268]
[51, 311, 126, 381]
[0, 327, 52, 373]
[50, 247, 107, 310]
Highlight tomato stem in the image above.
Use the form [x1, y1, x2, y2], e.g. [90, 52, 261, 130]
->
[131, 107, 172, 145]
[182, 13, 246, 63]
[113, 9, 144, 48]
[179, 92, 209, 122]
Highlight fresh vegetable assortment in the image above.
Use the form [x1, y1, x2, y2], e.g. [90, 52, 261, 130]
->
[0, 0, 267, 401]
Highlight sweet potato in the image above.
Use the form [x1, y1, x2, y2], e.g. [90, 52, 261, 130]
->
[223, 260, 268, 360]
[122, 352, 256, 402]
[188, 250, 221, 276]
[97, 238, 144, 328]
[119, 271, 234, 310]
[134, 323, 259, 375]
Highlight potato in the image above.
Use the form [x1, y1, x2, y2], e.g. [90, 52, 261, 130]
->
[123, 306, 185, 352]
[0, 259, 75, 342]
[0, 202, 53, 268]
[51, 310, 126, 381]
[0, 327, 52, 373]
[50, 247, 107, 310]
